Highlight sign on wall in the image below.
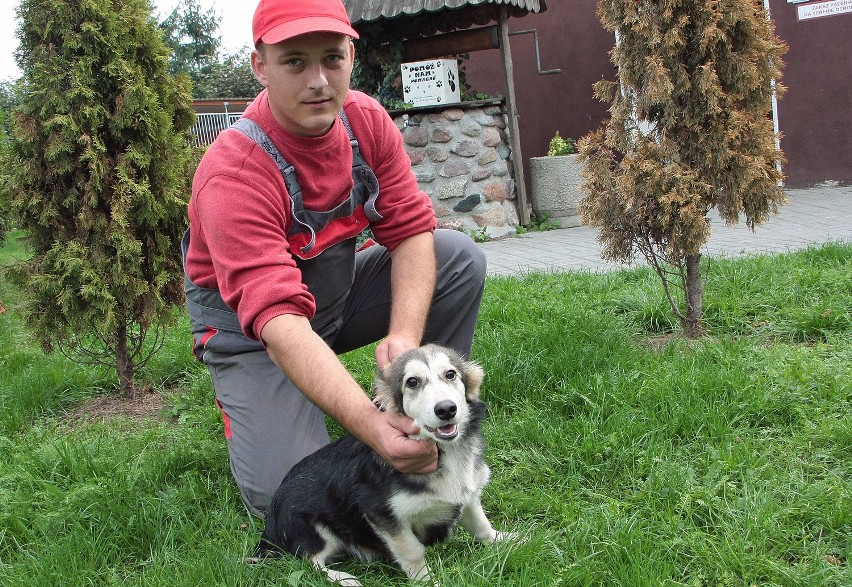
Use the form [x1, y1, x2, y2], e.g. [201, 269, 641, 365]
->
[796, 0, 852, 20]
[401, 59, 461, 107]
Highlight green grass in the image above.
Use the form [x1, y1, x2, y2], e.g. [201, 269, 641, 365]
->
[1, 230, 850, 586]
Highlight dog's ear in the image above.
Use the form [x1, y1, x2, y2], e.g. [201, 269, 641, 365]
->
[371, 368, 399, 413]
[461, 359, 485, 402]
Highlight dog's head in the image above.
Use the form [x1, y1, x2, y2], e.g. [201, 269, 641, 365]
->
[372, 344, 485, 443]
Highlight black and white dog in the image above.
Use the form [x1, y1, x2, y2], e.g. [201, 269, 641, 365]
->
[255, 344, 510, 585]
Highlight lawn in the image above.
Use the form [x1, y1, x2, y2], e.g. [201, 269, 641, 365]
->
[1, 230, 849, 586]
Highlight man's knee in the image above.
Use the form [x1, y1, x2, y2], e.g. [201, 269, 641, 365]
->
[434, 229, 487, 285]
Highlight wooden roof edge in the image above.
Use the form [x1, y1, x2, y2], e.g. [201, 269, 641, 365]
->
[347, 0, 547, 26]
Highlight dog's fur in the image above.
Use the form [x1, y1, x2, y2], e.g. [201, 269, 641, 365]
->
[255, 344, 508, 585]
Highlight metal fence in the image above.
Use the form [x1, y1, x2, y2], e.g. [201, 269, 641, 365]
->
[192, 112, 242, 146]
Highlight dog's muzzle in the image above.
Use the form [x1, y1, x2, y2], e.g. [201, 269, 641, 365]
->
[426, 400, 459, 440]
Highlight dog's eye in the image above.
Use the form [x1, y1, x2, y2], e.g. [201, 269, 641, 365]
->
[445, 369, 457, 380]
[405, 377, 420, 389]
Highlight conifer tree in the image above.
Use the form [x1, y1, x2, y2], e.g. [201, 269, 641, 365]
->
[0, 80, 16, 245]
[579, 0, 787, 338]
[157, 0, 222, 98]
[2, 0, 196, 396]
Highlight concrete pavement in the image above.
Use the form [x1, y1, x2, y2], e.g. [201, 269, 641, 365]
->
[478, 184, 852, 277]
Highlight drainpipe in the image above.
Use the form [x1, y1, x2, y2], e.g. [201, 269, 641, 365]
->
[764, 0, 783, 182]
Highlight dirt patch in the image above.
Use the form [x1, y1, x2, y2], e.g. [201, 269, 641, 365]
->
[634, 331, 716, 353]
[62, 388, 166, 425]
[641, 332, 682, 352]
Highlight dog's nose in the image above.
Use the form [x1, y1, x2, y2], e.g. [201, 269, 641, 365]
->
[434, 400, 457, 421]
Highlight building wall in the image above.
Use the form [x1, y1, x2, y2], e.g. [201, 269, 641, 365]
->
[191, 99, 252, 115]
[463, 0, 851, 190]
[769, 0, 852, 187]
[462, 0, 612, 196]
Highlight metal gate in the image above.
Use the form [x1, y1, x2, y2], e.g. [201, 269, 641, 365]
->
[191, 112, 242, 146]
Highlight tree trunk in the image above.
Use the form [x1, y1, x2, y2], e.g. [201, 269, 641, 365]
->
[682, 253, 705, 338]
[115, 325, 136, 399]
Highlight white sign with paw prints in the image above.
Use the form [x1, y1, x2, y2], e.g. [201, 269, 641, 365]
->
[401, 59, 461, 107]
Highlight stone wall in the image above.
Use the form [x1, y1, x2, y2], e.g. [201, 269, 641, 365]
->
[391, 100, 520, 240]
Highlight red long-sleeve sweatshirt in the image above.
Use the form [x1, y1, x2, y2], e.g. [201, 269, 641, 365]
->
[185, 89, 436, 341]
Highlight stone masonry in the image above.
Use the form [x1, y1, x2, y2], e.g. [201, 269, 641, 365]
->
[391, 101, 520, 240]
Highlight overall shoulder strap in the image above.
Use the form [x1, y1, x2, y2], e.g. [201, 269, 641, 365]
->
[230, 117, 302, 203]
[230, 117, 317, 249]
[338, 110, 383, 222]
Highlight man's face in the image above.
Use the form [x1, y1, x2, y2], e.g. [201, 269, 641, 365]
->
[251, 32, 354, 137]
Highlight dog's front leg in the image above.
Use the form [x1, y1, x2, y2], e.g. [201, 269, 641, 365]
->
[314, 563, 362, 587]
[459, 492, 509, 543]
[375, 526, 435, 584]
[310, 526, 364, 586]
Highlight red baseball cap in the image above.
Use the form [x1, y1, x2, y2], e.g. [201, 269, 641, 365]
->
[253, 0, 360, 46]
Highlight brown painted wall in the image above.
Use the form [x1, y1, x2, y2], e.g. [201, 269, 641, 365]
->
[769, 0, 852, 187]
[465, 0, 852, 192]
[462, 0, 612, 196]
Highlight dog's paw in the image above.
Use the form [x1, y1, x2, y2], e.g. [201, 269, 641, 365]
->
[325, 568, 362, 586]
[493, 530, 521, 543]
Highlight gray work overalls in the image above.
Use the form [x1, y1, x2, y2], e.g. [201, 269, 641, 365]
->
[182, 112, 488, 517]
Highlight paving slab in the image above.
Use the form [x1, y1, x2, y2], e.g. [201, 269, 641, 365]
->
[478, 185, 852, 276]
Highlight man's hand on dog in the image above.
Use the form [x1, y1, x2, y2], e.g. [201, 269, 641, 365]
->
[375, 334, 419, 371]
[371, 409, 438, 474]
